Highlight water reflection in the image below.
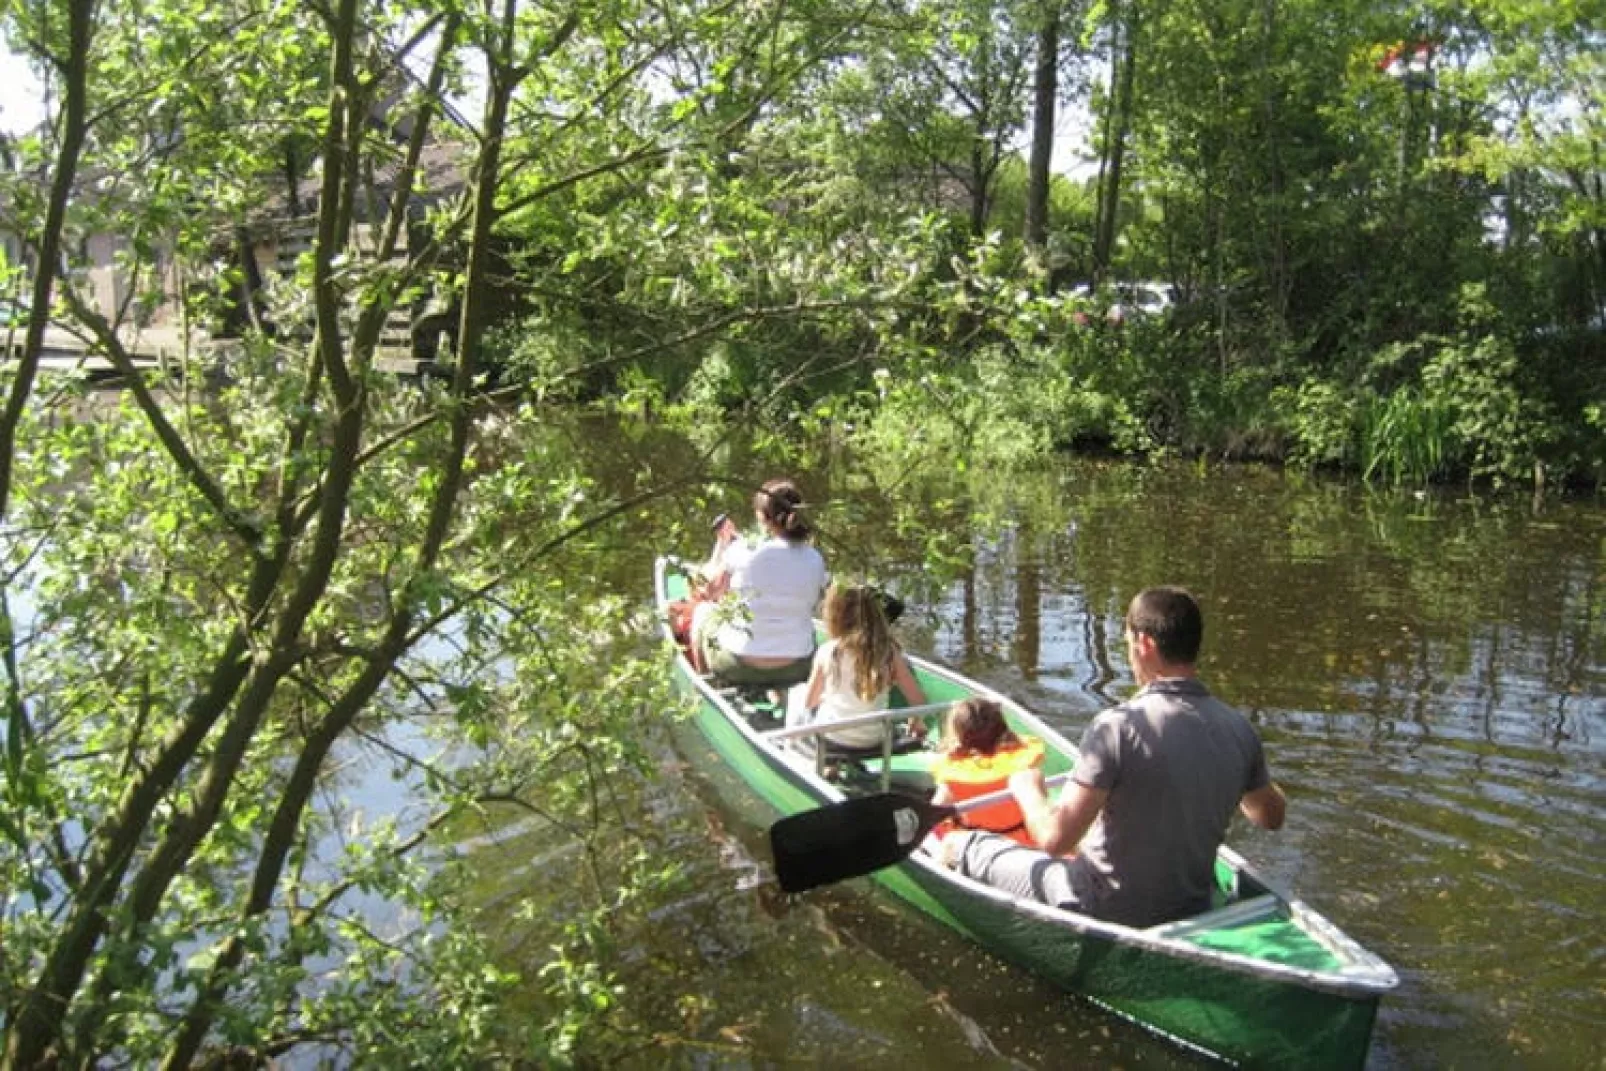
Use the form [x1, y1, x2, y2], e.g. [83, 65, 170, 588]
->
[651, 730, 1212, 1070]
[904, 461, 1604, 1069]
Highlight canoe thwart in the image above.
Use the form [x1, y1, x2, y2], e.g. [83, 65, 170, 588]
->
[1145, 893, 1282, 940]
[763, 700, 952, 741]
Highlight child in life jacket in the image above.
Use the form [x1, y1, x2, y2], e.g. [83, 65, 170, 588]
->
[929, 698, 1044, 846]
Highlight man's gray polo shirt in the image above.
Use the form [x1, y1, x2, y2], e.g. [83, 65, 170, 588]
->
[1072, 678, 1271, 927]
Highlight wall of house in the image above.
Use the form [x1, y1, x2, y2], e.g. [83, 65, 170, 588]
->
[83, 231, 181, 325]
[84, 232, 127, 318]
[1, 231, 22, 277]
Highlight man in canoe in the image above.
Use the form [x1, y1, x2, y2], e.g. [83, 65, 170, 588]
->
[942, 586, 1287, 928]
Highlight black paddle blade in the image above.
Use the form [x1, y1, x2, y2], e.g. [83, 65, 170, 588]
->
[770, 793, 955, 893]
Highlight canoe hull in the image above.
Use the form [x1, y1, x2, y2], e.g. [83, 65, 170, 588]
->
[886, 858, 1381, 1067]
[658, 558, 1388, 1068]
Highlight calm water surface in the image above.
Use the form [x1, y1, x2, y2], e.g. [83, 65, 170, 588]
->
[483, 448, 1604, 1069]
[895, 461, 1604, 1069]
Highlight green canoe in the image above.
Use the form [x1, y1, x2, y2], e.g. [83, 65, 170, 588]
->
[656, 557, 1397, 1068]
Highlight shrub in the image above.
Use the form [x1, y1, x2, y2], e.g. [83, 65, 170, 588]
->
[1275, 379, 1358, 469]
[1422, 331, 1555, 487]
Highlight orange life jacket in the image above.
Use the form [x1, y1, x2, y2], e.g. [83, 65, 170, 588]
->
[928, 737, 1045, 846]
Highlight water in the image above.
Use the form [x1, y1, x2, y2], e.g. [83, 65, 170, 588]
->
[899, 462, 1604, 1069]
[476, 447, 1604, 1068]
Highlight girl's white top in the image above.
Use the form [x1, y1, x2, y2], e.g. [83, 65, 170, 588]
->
[713, 536, 826, 659]
[811, 638, 891, 748]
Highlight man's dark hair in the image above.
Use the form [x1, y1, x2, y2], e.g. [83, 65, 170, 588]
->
[1125, 586, 1203, 664]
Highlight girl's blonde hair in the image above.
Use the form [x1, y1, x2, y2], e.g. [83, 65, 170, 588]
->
[941, 698, 1020, 758]
[823, 585, 898, 701]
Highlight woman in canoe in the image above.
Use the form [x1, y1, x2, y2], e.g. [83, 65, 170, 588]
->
[929, 698, 1044, 846]
[692, 478, 827, 687]
[803, 583, 926, 751]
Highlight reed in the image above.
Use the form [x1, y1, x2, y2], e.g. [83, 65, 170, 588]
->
[1360, 390, 1457, 486]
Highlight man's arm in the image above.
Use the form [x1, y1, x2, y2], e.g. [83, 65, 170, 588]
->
[1239, 782, 1286, 830]
[1010, 768, 1109, 857]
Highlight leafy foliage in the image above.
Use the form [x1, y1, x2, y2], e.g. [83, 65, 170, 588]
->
[0, 0, 1602, 1063]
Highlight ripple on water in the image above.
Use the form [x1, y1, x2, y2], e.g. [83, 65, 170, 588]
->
[1240, 704, 1606, 1070]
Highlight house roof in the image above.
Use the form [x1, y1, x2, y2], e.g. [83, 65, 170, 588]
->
[276, 134, 472, 224]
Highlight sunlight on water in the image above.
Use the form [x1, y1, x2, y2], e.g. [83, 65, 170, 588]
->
[910, 462, 1604, 1069]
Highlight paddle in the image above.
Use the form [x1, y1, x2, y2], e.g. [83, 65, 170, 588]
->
[769, 772, 1071, 893]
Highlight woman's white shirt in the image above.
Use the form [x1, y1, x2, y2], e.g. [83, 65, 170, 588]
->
[713, 537, 826, 659]
[811, 639, 890, 748]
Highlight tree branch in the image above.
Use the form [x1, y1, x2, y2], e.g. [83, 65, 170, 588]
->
[55, 286, 267, 555]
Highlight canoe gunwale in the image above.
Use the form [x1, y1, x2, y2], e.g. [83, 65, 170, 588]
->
[654, 556, 1399, 1005]
[895, 845, 1398, 995]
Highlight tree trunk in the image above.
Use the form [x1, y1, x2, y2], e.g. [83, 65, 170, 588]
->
[0, 0, 92, 525]
[1091, 5, 1136, 283]
[1, 6, 95, 1066]
[1025, 2, 1061, 273]
[969, 137, 990, 237]
[1258, 0, 1288, 330]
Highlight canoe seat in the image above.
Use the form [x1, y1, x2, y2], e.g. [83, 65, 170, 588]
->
[1144, 894, 1282, 940]
[827, 761, 934, 798]
[819, 733, 928, 762]
[718, 686, 787, 729]
[819, 733, 933, 794]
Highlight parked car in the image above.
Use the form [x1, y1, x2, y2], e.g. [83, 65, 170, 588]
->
[1067, 281, 1174, 326]
[1110, 281, 1173, 323]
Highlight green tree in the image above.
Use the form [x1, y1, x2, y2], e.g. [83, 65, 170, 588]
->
[0, 0, 709, 1063]
[845, 0, 1036, 238]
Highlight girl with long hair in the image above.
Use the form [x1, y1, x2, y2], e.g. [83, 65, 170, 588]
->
[803, 584, 925, 749]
